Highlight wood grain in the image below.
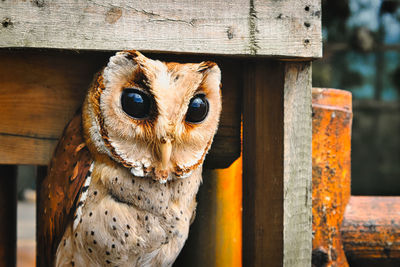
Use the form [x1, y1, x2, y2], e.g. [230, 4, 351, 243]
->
[0, 50, 241, 167]
[0, 0, 322, 58]
[0, 49, 108, 165]
[341, 196, 400, 267]
[283, 62, 312, 266]
[0, 135, 57, 165]
[242, 61, 312, 266]
[243, 60, 285, 266]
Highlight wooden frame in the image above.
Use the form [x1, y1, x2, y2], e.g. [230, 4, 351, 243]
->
[0, 1, 321, 266]
[0, 0, 321, 58]
[243, 61, 312, 266]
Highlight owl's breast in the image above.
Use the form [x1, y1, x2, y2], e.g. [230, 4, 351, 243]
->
[56, 160, 202, 266]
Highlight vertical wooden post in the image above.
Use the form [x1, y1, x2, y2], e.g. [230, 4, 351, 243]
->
[243, 61, 312, 266]
[0, 165, 17, 267]
[283, 62, 312, 266]
[36, 165, 47, 267]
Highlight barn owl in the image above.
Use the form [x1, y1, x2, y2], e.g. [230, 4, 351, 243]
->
[38, 50, 222, 267]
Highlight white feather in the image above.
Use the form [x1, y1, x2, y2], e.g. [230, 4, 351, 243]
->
[73, 163, 94, 230]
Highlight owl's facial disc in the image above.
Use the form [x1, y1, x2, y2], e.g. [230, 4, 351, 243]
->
[86, 50, 222, 183]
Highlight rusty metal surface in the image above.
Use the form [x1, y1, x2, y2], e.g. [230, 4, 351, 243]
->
[312, 88, 352, 267]
[341, 196, 400, 266]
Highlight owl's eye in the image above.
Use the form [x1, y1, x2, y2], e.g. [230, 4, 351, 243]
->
[185, 94, 209, 123]
[121, 88, 151, 119]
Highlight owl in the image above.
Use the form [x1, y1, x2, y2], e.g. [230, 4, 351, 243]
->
[37, 50, 222, 267]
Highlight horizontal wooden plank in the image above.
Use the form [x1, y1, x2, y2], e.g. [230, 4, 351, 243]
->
[0, 135, 57, 165]
[0, 50, 241, 166]
[0, 0, 322, 58]
[0, 50, 106, 139]
[341, 196, 400, 266]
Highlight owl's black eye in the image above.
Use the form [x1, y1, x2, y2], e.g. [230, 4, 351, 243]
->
[185, 94, 209, 123]
[121, 88, 151, 119]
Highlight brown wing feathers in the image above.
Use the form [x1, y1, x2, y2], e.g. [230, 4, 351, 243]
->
[37, 112, 93, 267]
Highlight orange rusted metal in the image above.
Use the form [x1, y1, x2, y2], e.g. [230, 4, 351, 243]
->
[215, 156, 242, 267]
[312, 88, 352, 267]
[341, 196, 400, 266]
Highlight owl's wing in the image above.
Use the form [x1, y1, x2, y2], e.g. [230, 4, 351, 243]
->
[37, 111, 93, 267]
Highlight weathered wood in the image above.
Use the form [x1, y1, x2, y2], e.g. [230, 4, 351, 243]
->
[341, 196, 400, 267]
[311, 88, 352, 267]
[0, 0, 322, 58]
[0, 50, 241, 167]
[243, 60, 312, 266]
[283, 62, 312, 266]
[0, 165, 17, 267]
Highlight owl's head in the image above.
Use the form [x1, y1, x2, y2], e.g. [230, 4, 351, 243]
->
[83, 50, 221, 183]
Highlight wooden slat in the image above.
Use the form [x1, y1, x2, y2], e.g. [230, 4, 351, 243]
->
[0, 165, 17, 267]
[243, 60, 285, 266]
[36, 165, 48, 267]
[0, 50, 241, 167]
[0, 50, 108, 140]
[0, 135, 57, 166]
[0, 50, 108, 165]
[0, 0, 322, 58]
[243, 60, 312, 266]
[341, 196, 400, 267]
[283, 62, 312, 266]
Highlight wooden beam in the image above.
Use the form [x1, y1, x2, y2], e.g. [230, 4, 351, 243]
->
[0, 0, 322, 58]
[243, 60, 312, 266]
[0, 165, 17, 267]
[0, 50, 105, 165]
[243, 60, 284, 266]
[36, 166, 48, 267]
[283, 62, 312, 266]
[0, 135, 57, 166]
[341, 196, 400, 267]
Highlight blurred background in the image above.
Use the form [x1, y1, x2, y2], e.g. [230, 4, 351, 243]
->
[314, 0, 400, 195]
[15, 0, 400, 266]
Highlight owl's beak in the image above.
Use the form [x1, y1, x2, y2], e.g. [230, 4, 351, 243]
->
[160, 138, 172, 170]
